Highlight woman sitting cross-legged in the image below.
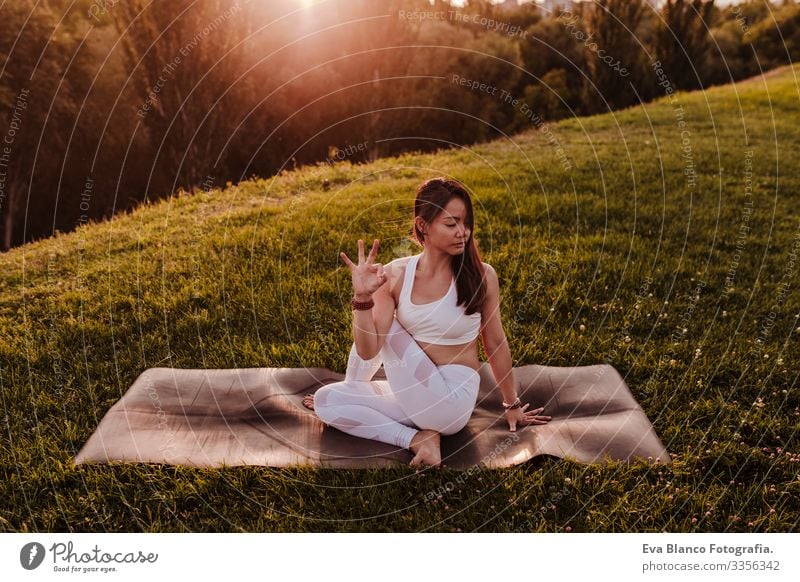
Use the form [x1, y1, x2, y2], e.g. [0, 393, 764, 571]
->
[303, 178, 551, 468]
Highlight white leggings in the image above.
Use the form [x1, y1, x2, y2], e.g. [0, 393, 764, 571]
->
[313, 317, 480, 450]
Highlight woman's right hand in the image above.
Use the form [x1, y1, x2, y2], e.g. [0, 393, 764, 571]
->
[340, 239, 387, 299]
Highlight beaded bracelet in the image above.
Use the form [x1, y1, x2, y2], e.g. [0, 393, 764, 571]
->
[502, 397, 522, 411]
[351, 296, 374, 310]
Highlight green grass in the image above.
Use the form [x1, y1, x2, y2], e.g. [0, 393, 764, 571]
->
[2, 66, 799, 532]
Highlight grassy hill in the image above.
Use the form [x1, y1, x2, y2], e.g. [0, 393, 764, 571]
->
[1, 65, 799, 532]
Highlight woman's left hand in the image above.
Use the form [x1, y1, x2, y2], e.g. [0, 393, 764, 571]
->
[505, 403, 552, 432]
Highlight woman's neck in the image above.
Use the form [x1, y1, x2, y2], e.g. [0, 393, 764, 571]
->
[418, 249, 452, 279]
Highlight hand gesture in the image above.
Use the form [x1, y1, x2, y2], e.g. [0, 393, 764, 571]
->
[340, 239, 387, 299]
[505, 404, 551, 432]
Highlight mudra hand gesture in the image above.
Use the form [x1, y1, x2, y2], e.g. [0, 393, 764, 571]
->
[505, 403, 552, 432]
[340, 239, 387, 299]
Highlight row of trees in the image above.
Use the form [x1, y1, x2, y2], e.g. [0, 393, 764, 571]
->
[1, 0, 798, 250]
[518, 0, 799, 119]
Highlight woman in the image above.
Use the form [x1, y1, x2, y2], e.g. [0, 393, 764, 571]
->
[303, 178, 551, 467]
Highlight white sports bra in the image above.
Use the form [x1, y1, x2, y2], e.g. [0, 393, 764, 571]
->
[395, 253, 481, 345]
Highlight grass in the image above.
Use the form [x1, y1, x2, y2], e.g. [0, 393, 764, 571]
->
[1, 65, 799, 532]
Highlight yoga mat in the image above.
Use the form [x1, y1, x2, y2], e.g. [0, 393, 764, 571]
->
[74, 363, 670, 469]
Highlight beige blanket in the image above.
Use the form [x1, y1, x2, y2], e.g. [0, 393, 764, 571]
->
[73, 363, 671, 469]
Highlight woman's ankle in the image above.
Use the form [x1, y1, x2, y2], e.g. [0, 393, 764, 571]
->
[410, 429, 438, 450]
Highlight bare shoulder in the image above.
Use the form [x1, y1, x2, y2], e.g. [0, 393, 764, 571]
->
[481, 262, 500, 297]
[385, 256, 413, 278]
[386, 255, 413, 267]
[382, 256, 414, 301]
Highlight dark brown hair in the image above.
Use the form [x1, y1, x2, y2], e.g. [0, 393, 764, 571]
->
[412, 178, 486, 316]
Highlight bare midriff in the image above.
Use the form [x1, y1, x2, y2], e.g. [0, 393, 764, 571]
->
[413, 337, 481, 372]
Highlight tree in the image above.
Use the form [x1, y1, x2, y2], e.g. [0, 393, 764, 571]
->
[0, 1, 96, 250]
[109, 0, 254, 191]
[653, 0, 715, 91]
[519, 13, 587, 114]
[582, 0, 648, 112]
[520, 68, 576, 126]
[750, 2, 800, 69]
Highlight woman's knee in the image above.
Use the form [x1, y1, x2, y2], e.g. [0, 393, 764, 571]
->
[312, 385, 340, 422]
[414, 411, 470, 436]
[313, 381, 368, 412]
[439, 418, 469, 436]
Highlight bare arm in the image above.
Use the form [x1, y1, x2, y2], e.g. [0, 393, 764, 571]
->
[341, 239, 396, 360]
[480, 262, 551, 430]
[479, 263, 517, 404]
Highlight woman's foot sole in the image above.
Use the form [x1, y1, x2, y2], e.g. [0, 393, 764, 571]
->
[409, 429, 442, 468]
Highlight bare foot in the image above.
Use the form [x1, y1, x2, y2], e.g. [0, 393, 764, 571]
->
[302, 393, 315, 411]
[409, 430, 441, 468]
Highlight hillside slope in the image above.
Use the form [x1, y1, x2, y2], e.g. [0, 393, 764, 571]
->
[1, 65, 798, 532]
